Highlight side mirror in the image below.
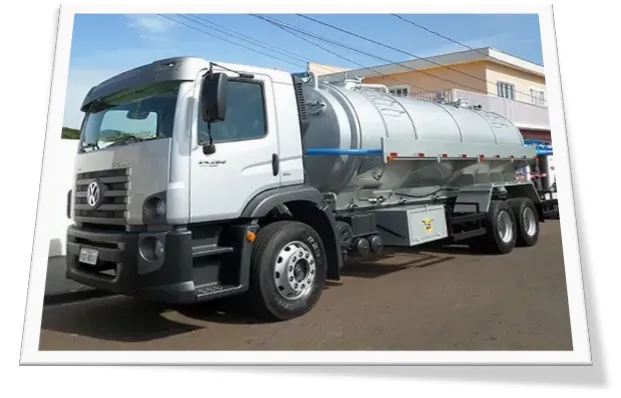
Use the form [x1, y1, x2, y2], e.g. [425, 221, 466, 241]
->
[201, 72, 228, 122]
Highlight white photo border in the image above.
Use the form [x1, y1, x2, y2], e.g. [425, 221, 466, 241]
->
[20, 2, 591, 365]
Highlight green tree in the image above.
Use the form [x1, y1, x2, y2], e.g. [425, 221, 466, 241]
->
[61, 127, 80, 140]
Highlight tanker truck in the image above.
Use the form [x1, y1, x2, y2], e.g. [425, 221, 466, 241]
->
[65, 56, 546, 321]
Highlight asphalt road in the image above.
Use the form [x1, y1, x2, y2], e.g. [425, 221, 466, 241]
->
[44, 256, 111, 304]
[38, 220, 572, 351]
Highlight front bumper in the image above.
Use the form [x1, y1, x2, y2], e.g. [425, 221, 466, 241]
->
[65, 225, 196, 304]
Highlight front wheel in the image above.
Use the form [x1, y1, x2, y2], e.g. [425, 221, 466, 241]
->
[247, 220, 327, 321]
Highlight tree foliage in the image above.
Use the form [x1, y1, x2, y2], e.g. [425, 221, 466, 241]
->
[61, 127, 80, 140]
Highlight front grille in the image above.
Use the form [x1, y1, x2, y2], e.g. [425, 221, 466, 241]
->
[73, 168, 130, 226]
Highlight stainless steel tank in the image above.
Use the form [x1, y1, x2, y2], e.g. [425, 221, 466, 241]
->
[301, 80, 529, 196]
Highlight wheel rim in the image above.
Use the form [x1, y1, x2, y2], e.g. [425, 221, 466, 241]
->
[497, 210, 514, 243]
[273, 240, 316, 300]
[522, 207, 538, 237]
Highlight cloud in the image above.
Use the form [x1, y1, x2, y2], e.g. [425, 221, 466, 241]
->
[125, 14, 173, 41]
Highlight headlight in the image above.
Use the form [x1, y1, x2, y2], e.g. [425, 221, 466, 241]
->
[155, 199, 167, 217]
[143, 196, 167, 222]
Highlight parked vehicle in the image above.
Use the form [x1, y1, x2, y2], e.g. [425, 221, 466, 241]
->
[65, 57, 553, 321]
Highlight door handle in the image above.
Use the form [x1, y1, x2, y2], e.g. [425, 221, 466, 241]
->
[272, 153, 279, 176]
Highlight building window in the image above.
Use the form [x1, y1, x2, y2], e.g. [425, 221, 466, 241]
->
[389, 86, 409, 97]
[530, 88, 546, 106]
[497, 81, 515, 100]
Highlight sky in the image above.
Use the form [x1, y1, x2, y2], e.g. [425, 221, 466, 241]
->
[63, 13, 544, 129]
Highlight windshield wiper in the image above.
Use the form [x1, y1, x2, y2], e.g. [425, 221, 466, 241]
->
[108, 135, 144, 146]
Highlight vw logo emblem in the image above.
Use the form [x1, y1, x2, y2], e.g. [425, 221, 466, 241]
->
[86, 180, 101, 208]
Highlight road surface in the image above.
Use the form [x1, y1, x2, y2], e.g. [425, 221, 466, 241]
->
[39, 220, 572, 351]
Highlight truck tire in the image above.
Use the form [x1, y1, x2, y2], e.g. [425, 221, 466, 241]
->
[469, 200, 517, 254]
[247, 220, 327, 321]
[508, 198, 540, 247]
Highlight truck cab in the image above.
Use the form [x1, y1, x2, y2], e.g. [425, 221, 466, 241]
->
[66, 57, 342, 320]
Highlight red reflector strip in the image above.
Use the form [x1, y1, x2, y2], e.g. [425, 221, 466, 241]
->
[461, 154, 467, 158]
[390, 152, 398, 157]
[441, 153, 448, 158]
[418, 153, 425, 157]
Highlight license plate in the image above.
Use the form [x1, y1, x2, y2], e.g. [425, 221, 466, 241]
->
[79, 247, 99, 265]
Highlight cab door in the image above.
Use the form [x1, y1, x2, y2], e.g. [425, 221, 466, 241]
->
[190, 72, 281, 223]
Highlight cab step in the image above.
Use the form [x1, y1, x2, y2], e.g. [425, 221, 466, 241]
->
[195, 283, 247, 300]
[191, 244, 234, 258]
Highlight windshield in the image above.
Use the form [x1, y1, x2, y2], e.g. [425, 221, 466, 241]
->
[80, 81, 180, 152]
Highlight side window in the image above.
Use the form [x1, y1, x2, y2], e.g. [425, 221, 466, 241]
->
[199, 80, 267, 143]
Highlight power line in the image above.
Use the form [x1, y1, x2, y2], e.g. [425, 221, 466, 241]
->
[390, 13, 547, 105]
[392, 14, 488, 54]
[252, 14, 443, 94]
[163, 14, 339, 75]
[187, 15, 306, 65]
[184, 14, 339, 76]
[171, 14, 305, 69]
[295, 14, 492, 95]
[259, 14, 492, 99]
[186, 15, 308, 64]
[158, 14, 306, 70]
[296, 14, 546, 106]
[254, 14, 431, 92]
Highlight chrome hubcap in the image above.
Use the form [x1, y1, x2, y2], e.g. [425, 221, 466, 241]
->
[273, 241, 316, 300]
[522, 207, 537, 236]
[497, 210, 514, 243]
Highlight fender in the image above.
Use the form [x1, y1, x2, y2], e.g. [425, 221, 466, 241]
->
[240, 184, 323, 218]
[241, 184, 343, 280]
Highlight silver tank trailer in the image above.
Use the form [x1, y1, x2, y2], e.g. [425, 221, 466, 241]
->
[301, 80, 529, 201]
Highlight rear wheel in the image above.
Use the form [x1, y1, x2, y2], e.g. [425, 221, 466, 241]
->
[247, 220, 327, 321]
[508, 198, 540, 247]
[469, 200, 517, 254]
